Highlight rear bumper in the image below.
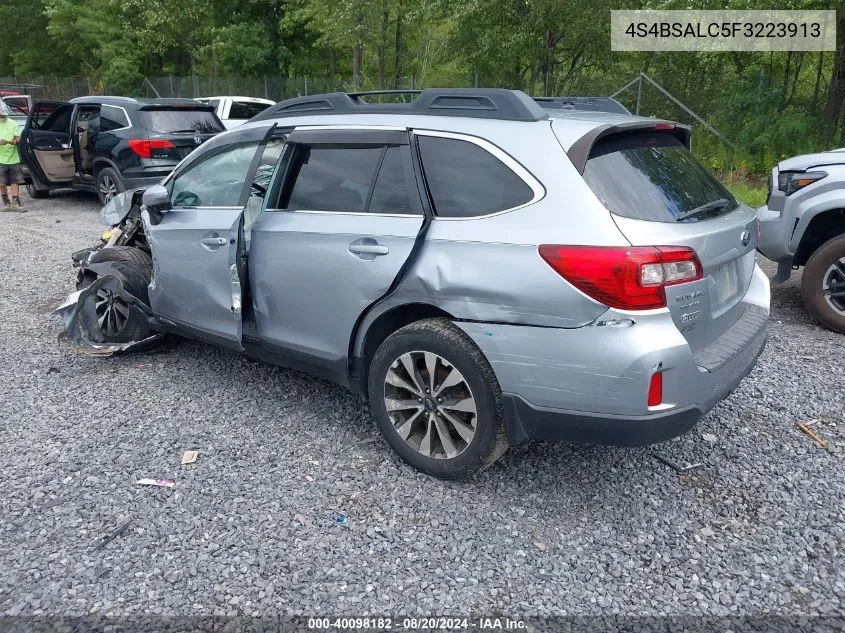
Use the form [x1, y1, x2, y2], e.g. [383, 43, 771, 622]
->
[501, 322, 766, 445]
[123, 175, 166, 189]
[457, 264, 770, 447]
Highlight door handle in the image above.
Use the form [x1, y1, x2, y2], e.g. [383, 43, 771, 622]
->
[349, 243, 389, 256]
[201, 236, 228, 247]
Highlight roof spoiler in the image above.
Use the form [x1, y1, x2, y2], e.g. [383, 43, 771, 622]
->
[534, 96, 631, 115]
[566, 121, 692, 174]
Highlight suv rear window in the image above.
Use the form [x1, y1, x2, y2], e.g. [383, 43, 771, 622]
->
[229, 101, 270, 119]
[583, 131, 738, 223]
[139, 108, 224, 134]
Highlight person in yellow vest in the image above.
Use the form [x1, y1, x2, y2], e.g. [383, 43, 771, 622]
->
[0, 105, 26, 212]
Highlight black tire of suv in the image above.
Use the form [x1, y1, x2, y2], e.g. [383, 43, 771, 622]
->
[367, 318, 508, 479]
[83, 246, 154, 343]
[26, 178, 49, 199]
[96, 167, 125, 205]
[801, 234, 845, 334]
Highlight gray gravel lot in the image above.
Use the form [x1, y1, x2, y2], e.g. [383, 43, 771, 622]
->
[0, 191, 843, 620]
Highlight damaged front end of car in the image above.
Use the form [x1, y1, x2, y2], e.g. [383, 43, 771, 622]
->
[71, 189, 150, 282]
[59, 189, 164, 354]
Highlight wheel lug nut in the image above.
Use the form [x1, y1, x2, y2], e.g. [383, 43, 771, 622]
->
[437, 397, 443, 403]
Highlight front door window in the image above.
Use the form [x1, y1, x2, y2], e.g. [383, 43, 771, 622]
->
[170, 141, 260, 208]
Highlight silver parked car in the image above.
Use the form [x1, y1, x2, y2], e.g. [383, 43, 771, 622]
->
[65, 89, 770, 478]
[758, 151, 845, 333]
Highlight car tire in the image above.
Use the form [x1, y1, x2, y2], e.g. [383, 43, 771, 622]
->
[367, 318, 508, 479]
[96, 167, 124, 205]
[26, 178, 49, 199]
[801, 234, 845, 334]
[82, 246, 154, 343]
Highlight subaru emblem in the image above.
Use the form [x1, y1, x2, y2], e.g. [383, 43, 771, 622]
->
[740, 228, 751, 247]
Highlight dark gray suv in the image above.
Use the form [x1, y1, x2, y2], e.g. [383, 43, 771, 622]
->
[21, 96, 224, 203]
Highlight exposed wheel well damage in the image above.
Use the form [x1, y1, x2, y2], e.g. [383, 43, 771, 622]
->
[795, 208, 845, 267]
[351, 302, 455, 393]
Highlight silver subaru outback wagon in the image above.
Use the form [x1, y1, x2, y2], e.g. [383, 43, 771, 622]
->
[67, 89, 770, 479]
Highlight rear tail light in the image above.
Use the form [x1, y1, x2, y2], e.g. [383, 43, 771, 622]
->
[538, 245, 703, 310]
[127, 139, 175, 158]
[647, 372, 663, 406]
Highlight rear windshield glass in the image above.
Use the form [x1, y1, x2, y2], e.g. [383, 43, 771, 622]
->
[229, 101, 270, 119]
[139, 108, 224, 134]
[583, 132, 738, 223]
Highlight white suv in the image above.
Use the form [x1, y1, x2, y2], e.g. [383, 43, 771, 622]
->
[196, 96, 274, 129]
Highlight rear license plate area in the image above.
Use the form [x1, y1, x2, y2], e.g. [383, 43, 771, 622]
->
[713, 262, 739, 304]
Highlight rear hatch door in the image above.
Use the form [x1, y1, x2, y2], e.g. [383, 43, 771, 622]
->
[137, 105, 224, 161]
[578, 128, 758, 351]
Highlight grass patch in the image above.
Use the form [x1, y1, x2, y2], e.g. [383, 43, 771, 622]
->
[721, 178, 769, 208]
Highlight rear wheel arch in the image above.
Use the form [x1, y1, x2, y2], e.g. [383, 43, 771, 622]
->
[795, 208, 845, 267]
[351, 302, 457, 393]
[92, 157, 119, 177]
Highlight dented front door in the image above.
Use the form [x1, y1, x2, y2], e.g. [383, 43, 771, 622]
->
[146, 208, 244, 349]
[145, 138, 266, 349]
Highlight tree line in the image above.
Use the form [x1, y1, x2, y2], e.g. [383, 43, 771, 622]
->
[1, 0, 844, 175]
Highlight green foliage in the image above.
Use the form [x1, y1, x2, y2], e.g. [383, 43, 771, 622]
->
[0, 0, 841, 175]
[723, 179, 769, 209]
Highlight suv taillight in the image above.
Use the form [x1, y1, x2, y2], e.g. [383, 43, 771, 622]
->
[127, 139, 174, 158]
[538, 245, 703, 310]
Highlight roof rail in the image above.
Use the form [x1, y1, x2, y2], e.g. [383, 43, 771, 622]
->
[347, 90, 422, 100]
[251, 88, 548, 123]
[534, 96, 631, 115]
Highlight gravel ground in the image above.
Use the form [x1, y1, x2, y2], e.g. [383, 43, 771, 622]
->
[0, 191, 843, 622]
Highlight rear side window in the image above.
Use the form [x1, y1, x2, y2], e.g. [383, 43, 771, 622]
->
[369, 147, 413, 214]
[100, 105, 129, 131]
[139, 108, 224, 134]
[229, 101, 270, 120]
[285, 147, 383, 212]
[583, 132, 738, 223]
[418, 135, 534, 217]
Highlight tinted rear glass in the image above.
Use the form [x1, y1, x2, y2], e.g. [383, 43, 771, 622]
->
[139, 108, 224, 134]
[229, 101, 270, 119]
[583, 132, 738, 222]
[418, 136, 534, 217]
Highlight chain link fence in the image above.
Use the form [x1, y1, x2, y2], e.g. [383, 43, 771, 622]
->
[0, 75, 441, 102]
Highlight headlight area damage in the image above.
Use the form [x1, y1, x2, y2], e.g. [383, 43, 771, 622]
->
[57, 190, 163, 355]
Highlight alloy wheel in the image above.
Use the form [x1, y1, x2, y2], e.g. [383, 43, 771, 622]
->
[383, 351, 478, 459]
[95, 288, 129, 338]
[822, 257, 845, 316]
[99, 176, 117, 203]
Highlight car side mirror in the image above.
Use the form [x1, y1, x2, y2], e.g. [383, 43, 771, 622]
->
[142, 184, 171, 214]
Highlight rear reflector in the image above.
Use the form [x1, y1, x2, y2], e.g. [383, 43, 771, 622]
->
[647, 372, 663, 407]
[127, 139, 175, 158]
[538, 245, 703, 310]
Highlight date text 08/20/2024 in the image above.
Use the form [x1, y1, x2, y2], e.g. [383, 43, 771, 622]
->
[307, 617, 527, 630]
